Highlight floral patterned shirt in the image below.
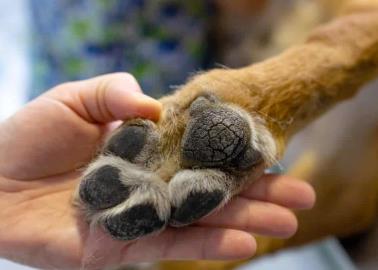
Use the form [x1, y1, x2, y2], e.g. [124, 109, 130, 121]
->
[30, 0, 213, 98]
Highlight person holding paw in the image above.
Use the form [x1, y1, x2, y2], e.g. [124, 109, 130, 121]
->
[0, 73, 315, 270]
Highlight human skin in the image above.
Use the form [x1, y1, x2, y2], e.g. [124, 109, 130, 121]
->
[0, 73, 315, 270]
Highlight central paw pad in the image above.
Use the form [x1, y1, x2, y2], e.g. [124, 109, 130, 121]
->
[182, 96, 250, 168]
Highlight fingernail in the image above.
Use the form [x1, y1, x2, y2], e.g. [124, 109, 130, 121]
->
[129, 91, 162, 121]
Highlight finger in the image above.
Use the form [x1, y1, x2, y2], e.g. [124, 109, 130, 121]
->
[240, 174, 316, 210]
[83, 226, 255, 268]
[124, 227, 256, 262]
[46, 73, 162, 123]
[198, 197, 298, 238]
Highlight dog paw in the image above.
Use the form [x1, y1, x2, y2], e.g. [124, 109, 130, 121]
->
[77, 121, 170, 241]
[76, 89, 277, 240]
[168, 95, 271, 225]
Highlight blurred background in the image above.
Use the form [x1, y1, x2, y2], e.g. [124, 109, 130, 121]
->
[1, 0, 377, 269]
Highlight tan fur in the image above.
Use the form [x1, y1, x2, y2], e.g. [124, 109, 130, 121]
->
[156, 1, 378, 270]
[158, 5, 378, 155]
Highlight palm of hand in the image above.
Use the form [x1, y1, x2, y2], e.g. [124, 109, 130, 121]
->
[0, 94, 105, 269]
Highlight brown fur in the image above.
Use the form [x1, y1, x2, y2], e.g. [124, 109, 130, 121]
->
[155, 1, 378, 270]
[158, 5, 378, 155]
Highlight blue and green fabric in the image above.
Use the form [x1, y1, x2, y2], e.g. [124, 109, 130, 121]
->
[29, 0, 213, 99]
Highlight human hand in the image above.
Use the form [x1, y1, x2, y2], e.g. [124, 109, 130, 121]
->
[0, 73, 315, 270]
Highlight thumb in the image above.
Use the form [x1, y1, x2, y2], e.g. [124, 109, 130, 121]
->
[46, 73, 162, 123]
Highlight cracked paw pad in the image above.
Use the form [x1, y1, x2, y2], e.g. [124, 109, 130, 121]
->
[182, 96, 251, 168]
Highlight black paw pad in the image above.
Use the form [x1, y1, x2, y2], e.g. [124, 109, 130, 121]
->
[182, 104, 250, 168]
[104, 124, 147, 161]
[170, 190, 225, 227]
[79, 165, 130, 210]
[104, 204, 166, 241]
